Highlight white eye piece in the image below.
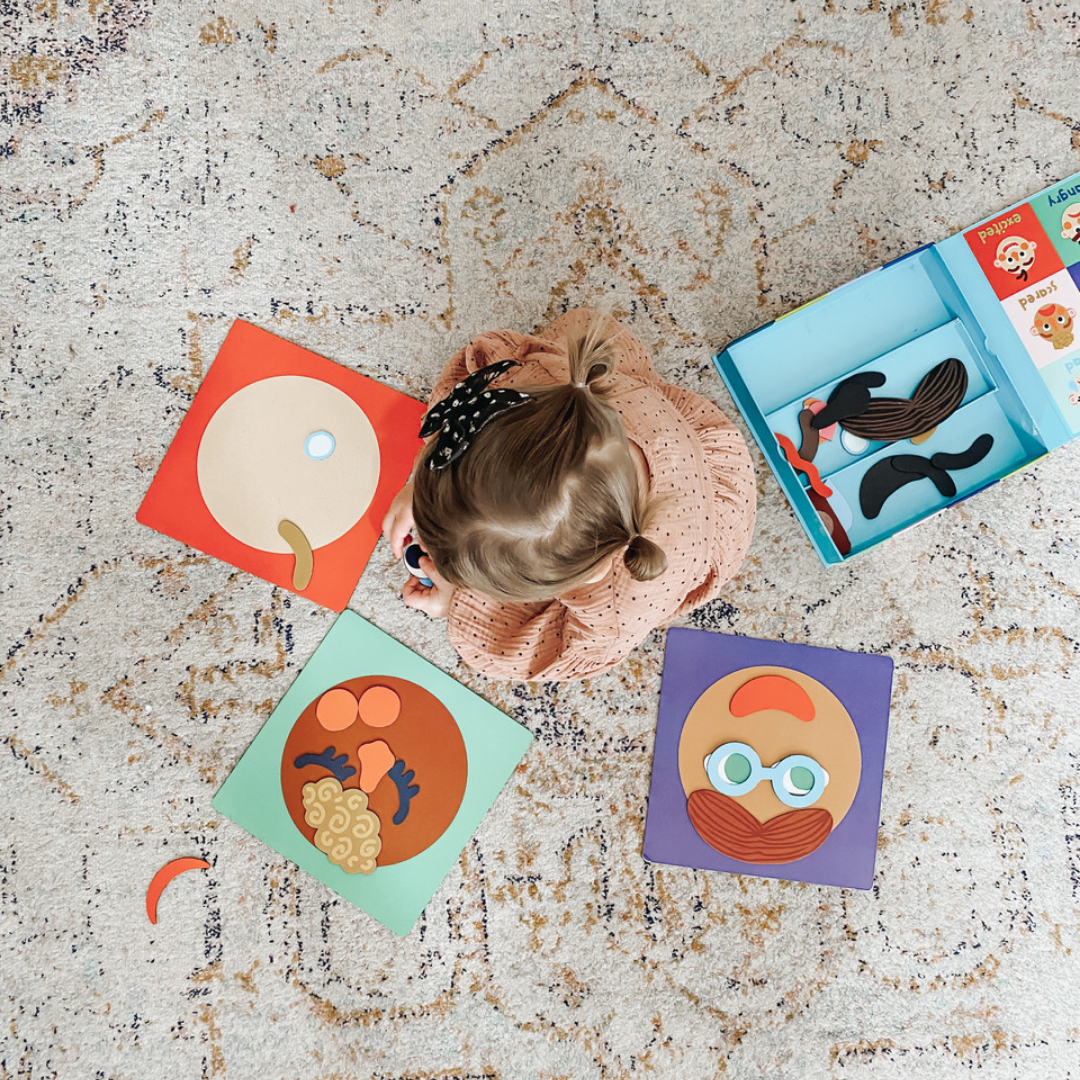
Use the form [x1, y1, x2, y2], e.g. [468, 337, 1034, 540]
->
[304, 430, 336, 460]
[840, 430, 869, 455]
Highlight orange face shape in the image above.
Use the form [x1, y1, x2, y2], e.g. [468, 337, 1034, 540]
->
[281, 676, 467, 869]
[678, 667, 862, 864]
[1031, 303, 1076, 350]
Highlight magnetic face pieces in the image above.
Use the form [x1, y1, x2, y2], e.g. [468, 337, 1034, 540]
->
[858, 433, 994, 519]
[304, 430, 336, 460]
[282, 676, 468, 870]
[840, 358, 968, 442]
[703, 742, 830, 808]
[677, 666, 863, 865]
[839, 430, 870, 456]
[811, 371, 887, 432]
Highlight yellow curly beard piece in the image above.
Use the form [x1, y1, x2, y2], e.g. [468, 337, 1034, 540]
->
[301, 776, 382, 875]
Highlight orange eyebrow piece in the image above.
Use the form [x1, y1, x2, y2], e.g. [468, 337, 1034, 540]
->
[729, 675, 815, 722]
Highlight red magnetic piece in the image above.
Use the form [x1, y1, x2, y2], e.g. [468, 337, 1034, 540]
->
[730, 674, 816, 723]
[775, 433, 834, 498]
[146, 858, 211, 925]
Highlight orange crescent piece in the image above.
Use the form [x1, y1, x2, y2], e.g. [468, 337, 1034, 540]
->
[729, 674, 816, 723]
[357, 685, 401, 728]
[315, 687, 360, 731]
[146, 858, 211, 925]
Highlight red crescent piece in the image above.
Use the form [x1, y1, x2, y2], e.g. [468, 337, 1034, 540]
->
[730, 674, 816, 722]
[146, 858, 211, 925]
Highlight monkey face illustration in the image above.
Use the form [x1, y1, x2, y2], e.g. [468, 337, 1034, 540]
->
[1031, 303, 1076, 350]
[994, 236, 1037, 281]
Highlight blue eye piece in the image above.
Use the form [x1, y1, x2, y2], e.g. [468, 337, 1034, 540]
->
[305, 430, 336, 460]
[703, 742, 830, 808]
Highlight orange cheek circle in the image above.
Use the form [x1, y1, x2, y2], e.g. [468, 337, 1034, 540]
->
[357, 685, 401, 727]
[315, 687, 360, 731]
[281, 675, 468, 866]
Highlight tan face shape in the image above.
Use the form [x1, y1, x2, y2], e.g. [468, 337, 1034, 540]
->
[1061, 204, 1080, 241]
[197, 375, 381, 558]
[994, 236, 1036, 278]
[678, 666, 862, 830]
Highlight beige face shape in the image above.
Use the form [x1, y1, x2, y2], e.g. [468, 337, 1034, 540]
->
[197, 376, 380, 556]
[678, 665, 862, 829]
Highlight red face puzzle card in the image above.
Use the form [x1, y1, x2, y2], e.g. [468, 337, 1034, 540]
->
[963, 202, 1063, 300]
[138, 320, 426, 610]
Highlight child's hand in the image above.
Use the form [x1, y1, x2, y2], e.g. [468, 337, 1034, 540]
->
[402, 557, 456, 618]
[381, 480, 415, 560]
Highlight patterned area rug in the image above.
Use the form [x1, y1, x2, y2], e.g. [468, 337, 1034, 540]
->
[4, 2, 1080, 1077]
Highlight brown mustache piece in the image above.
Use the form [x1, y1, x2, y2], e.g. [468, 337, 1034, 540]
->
[278, 518, 314, 590]
[797, 407, 820, 462]
[839, 357, 968, 441]
[687, 788, 834, 864]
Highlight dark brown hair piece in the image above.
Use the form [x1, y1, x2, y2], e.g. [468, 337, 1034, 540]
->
[840, 357, 968, 441]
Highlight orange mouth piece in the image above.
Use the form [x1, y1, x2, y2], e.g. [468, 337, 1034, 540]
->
[687, 788, 834, 864]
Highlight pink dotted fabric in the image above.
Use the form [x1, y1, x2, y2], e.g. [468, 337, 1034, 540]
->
[429, 309, 757, 682]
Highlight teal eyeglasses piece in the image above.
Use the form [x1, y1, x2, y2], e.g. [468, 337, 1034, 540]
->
[703, 741, 830, 808]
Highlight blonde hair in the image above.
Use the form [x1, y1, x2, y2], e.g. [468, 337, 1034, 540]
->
[412, 316, 668, 602]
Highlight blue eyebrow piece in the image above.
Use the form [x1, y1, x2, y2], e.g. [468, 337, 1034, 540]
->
[294, 747, 357, 784]
[388, 759, 420, 825]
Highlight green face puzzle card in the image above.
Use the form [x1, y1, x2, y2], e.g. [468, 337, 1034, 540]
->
[212, 611, 533, 935]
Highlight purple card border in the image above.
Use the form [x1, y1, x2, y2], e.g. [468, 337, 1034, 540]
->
[642, 628, 894, 889]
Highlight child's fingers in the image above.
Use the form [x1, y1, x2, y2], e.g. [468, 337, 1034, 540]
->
[385, 511, 414, 559]
[418, 556, 447, 589]
[401, 587, 424, 612]
[390, 521, 411, 559]
[402, 584, 436, 616]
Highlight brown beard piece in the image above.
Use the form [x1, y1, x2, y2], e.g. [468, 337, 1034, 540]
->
[687, 788, 834, 864]
[840, 357, 967, 442]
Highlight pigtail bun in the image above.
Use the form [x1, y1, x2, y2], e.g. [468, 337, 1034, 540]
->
[566, 315, 623, 391]
[624, 534, 668, 581]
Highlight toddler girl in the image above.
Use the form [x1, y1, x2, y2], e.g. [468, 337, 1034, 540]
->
[381, 309, 756, 682]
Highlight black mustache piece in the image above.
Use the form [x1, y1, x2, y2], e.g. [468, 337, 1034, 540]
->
[811, 371, 887, 431]
[925, 433, 994, 471]
[859, 433, 994, 519]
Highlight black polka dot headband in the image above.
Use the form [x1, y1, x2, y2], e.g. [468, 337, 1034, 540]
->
[420, 359, 533, 470]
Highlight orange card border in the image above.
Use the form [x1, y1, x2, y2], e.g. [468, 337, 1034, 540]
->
[137, 319, 426, 610]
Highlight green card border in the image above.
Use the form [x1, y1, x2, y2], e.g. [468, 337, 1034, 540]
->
[212, 610, 533, 935]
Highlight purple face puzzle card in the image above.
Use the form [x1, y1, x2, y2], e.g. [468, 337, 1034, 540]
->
[643, 628, 894, 889]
